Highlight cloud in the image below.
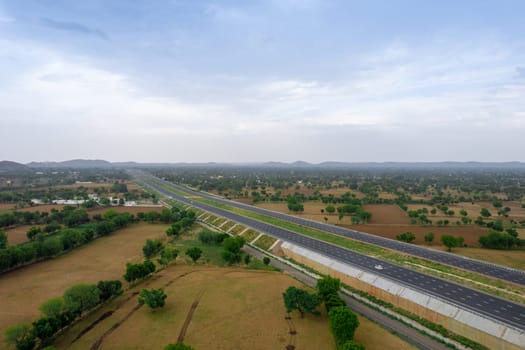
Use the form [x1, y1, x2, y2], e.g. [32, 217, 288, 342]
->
[41, 18, 110, 41]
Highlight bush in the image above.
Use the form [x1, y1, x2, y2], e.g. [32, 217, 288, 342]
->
[164, 343, 194, 350]
[263, 257, 270, 265]
[143, 239, 164, 259]
[396, 232, 415, 243]
[138, 288, 167, 310]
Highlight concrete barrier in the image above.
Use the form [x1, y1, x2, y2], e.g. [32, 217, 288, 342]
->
[281, 242, 525, 350]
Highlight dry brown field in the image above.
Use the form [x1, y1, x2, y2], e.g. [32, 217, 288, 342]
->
[0, 223, 169, 336]
[14, 204, 67, 212]
[0, 203, 16, 212]
[364, 205, 410, 225]
[53, 266, 334, 350]
[349, 224, 488, 246]
[430, 246, 525, 270]
[53, 265, 416, 350]
[4, 225, 36, 244]
[255, 201, 356, 225]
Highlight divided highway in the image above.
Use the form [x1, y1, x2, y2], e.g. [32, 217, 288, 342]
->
[155, 176, 525, 286]
[137, 174, 525, 331]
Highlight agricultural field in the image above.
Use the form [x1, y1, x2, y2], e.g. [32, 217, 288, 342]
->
[0, 222, 168, 335]
[53, 266, 335, 350]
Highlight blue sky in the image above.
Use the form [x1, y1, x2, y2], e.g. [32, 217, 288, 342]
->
[1, 0, 524, 163]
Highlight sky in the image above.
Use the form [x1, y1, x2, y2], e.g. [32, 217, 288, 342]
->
[0, 0, 524, 163]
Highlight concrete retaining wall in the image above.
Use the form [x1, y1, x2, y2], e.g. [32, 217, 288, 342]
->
[281, 242, 525, 350]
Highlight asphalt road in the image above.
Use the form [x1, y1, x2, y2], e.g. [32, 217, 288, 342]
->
[137, 175, 525, 331]
[158, 176, 525, 286]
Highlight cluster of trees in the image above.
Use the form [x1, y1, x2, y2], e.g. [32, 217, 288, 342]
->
[479, 230, 525, 250]
[287, 195, 304, 212]
[0, 211, 135, 273]
[197, 230, 247, 265]
[4, 280, 122, 350]
[282, 276, 364, 349]
[164, 209, 196, 236]
[124, 260, 156, 283]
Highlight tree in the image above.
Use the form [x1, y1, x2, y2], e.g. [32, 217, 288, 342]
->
[317, 276, 341, 302]
[221, 236, 245, 264]
[97, 280, 123, 302]
[138, 288, 167, 310]
[164, 343, 194, 350]
[424, 232, 435, 244]
[185, 247, 202, 263]
[143, 239, 164, 259]
[441, 235, 460, 252]
[282, 286, 321, 318]
[396, 232, 415, 243]
[328, 306, 359, 347]
[63, 284, 100, 314]
[26, 226, 41, 241]
[32, 316, 61, 345]
[325, 205, 336, 214]
[0, 230, 7, 249]
[157, 247, 179, 267]
[263, 257, 270, 265]
[244, 254, 251, 264]
[480, 208, 491, 218]
[39, 297, 65, 318]
[4, 323, 36, 350]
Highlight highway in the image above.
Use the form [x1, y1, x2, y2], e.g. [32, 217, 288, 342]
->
[137, 174, 525, 331]
[153, 176, 525, 286]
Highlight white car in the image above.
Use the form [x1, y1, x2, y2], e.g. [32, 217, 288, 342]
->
[374, 264, 384, 270]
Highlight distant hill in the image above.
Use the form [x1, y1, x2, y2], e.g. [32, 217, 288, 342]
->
[8, 159, 525, 170]
[27, 159, 112, 168]
[0, 160, 29, 172]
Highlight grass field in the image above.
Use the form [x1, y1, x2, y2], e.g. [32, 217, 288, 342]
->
[0, 222, 169, 336]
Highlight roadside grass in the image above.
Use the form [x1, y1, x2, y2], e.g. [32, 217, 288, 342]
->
[253, 234, 277, 250]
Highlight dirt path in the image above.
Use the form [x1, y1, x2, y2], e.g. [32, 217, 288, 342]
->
[177, 289, 205, 343]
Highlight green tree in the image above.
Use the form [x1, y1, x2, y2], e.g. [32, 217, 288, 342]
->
[325, 205, 336, 214]
[441, 235, 460, 252]
[32, 316, 61, 345]
[263, 257, 270, 265]
[143, 239, 164, 259]
[328, 306, 359, 347]
[157, 247, 179, 267]
[185, 247, 202, 263]
[26, 226, 41, 241]
[480, 208, 491, 218]
[396, 232, 415, 243]
[63, 284, 100, 314]
[97, 280, 123, 302]
[39, 297, 65, 318]
[282, 286, 321, 318]
[221, 236, 245, 264]
[138, 288, 167, 310]
[317, 276, 341, 302]
[424, 232, 435, 244]
[0, 230, 7, 249]
[4, 323, 36, 350]
[164, 343, 194, 350]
